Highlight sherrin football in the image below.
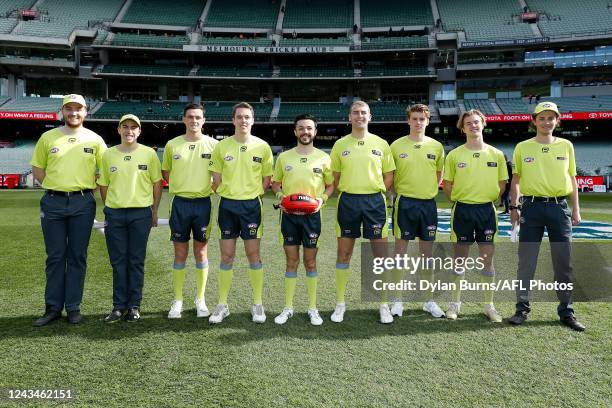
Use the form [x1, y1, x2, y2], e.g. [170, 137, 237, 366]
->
[280, 193, 319, 215]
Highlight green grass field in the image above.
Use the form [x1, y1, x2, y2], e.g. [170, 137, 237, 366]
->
[1, 190, 610, 407]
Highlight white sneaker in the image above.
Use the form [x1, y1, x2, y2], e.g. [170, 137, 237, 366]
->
[251, 304, 266, 323]
[208, 304, 230, 324]
[308, 309, 323, 326]
[330, 302, 346, 323]
[484, 303, 502, 323]
[274, 308, 294, 325]
[390, 300, 404, 317]
[423, 300, 445, 318]
[379, 304, 394, 324]
[167, 300, 183, 319]
[195, 298, 210, 318]
[446, 302, 461, 320]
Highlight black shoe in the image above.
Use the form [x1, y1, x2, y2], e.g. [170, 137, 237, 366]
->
[560, 315, 586, 332]
[126, 308, 140, 322]
[34, 310, 61, 327]
[508, 311, 528, 325]
[104, 309, 126, 323]
[67, 310, 82, 324]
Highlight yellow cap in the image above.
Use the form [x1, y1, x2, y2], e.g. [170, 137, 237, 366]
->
[118, 114, 141, 128]
[62, 94, 87, 108]
[533, 101, 560, 117]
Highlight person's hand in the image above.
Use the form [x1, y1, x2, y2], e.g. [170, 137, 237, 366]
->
[510, 208, 520, 226]
[151, 211, 159, 227]
[314, 198, 323, 213]
[571, 208, 581, 226]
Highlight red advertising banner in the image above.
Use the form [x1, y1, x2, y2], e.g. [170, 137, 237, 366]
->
[576, 176, 605, 187]
[486, 111, 612, 122]
[0, 111, 57, 120]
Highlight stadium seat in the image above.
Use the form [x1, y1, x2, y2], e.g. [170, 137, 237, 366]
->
[110, 33, 190, 49]
[283, 0, 353, 29]
[121, 0, 203, 26]
[526, 0, 611, 37]
[360, 36, 429, 50]
[1, 97, 62, 112]
[360, 0, 434, 27]
[205, 0, 278, 29]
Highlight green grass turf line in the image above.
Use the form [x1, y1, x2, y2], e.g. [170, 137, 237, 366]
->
[0, 190, 610, 406]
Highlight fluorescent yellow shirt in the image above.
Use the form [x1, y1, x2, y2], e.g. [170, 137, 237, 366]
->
[391, 135, 444, 199]
[98, 145, 162, 209]
[272, 148, 333, 198]
[444, 144, 508, 204]
[30, 127, 107, 191]
[162, 135, 218, 198]
[330, 133, 395, 194]
[209, 136, 273, 199]
[512, 137, 576, 197]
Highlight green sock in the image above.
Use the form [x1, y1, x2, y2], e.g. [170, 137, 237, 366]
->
[482, 272, 495, 304]
[172, 263, 186, 301]
[335, 264, 350, 303]
[249, 263, 264, 305]
[284, 272, 297, 309]
[452, 273, 463, 303]
[195, 262, 209, 301]
[218, 264, 233, 305]
[306, 271, 318, 309]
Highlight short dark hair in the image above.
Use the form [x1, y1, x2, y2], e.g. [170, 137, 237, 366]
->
[183, 103, 205, 117]
[293, 114, 318, 128]
[232, 102, 254, 118]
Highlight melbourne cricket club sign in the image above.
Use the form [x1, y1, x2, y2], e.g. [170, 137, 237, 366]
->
[184, 45, 351, 54]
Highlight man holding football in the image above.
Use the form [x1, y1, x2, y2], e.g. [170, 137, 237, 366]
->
[330, 101, 395, 324]
[162, 103, 218, 319]
[271, 114, 334, 326]
[390, 104, 445, 318]
[208, 102, 274, 324]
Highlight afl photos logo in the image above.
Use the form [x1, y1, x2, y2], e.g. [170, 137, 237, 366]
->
[457, 162, 467, 168]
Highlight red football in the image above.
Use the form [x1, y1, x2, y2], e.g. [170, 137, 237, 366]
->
[280, 193, 319, 215]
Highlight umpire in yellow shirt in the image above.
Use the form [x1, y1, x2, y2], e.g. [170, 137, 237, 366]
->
[329, 100, 395, 324]
[30, 94, 107, 326]
[443, 109, 508, 323]
[98, 114, 162, 323]
[208, 102, 274, 324]
[509, 101, 585, 331]
[162, 103, 218, 319]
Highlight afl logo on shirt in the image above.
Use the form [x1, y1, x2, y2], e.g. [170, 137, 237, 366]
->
[285, 165, 293, 171]
[50, 147, 59, 154]
[110, 166, 118, 173]
[173, 154, 181, 160]
[342, 150, 350, 156]
[399, 153, 408, 159]
[224, 155, 234, 161]
[458, 162, 467, 168]
[524, 157, 535, 163]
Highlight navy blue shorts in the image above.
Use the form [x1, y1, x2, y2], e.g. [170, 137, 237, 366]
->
[218, 197, 262, 240]
[169, 196, 212, 243]
[451, 202, 497, 244]
[393, 196, 438, 241]
[336, 192, 387, 239]
[280, 211, 321, 248]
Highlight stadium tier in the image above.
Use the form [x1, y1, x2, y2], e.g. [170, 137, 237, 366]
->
[15, 0, 124, 38]
[283, 0, 353, 29]
[278, 66, 354, 78]
[360, 0, 433, 27]
[437, 0, 536, 41]
[1, 97, 62, 112]
[196, 66, 272, 78]
[369, 102, 409, 121]
[496, 98, 528, 114]
[276, 103, 347, 122]
[121, 0, 203, 26]
[360, 36, 430, 50]
[198, 36, 272, 47]
[110, 33, 190, 49]
[0, 95, 9, 106]
[542, 96, 612, 112]
[463, 99, 497, 114]
[0, 17, 17, 33]
[204, 0, 278, 28]
[99, 64, 192, 77]
[437, 100, 458, 109]
[0, 142, 34, 174]
[526, 0, 612, 37]
[279, 37, 351, 47]
[360, 65, 430, 76]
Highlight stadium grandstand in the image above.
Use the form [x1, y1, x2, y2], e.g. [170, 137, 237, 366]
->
[0, 0, 610, 188]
